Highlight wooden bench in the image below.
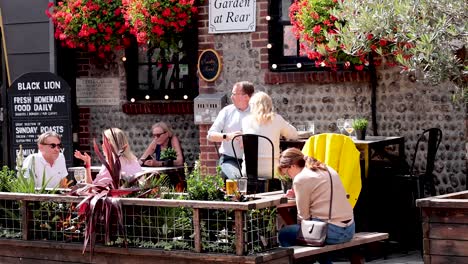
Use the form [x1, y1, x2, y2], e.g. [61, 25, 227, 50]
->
[292, 232, 389, 264]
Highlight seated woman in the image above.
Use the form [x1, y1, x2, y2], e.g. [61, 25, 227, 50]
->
[277, 148, 354, 263]
[74, 128, 142, 186]
[241, 91, 298, 178]
[140, 122, 184, 167]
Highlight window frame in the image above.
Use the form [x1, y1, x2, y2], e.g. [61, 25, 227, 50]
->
[268, 0, 329, 72]
[124, 27, 199, 101]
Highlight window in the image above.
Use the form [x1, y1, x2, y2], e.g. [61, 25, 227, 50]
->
[268, 0, 321, 72]
[124, 28, 199, 101]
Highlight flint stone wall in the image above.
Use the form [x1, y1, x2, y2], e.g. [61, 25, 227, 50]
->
[203, 33, 466, 194]
[79, 30, 466, 195]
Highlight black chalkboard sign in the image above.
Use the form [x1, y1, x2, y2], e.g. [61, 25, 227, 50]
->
[7, 72, 73, 167]
[197, 49, 222, 82]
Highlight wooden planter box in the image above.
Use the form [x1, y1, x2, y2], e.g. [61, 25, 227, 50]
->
[0, 192, 292, 263]
[416, 190, 468, 264]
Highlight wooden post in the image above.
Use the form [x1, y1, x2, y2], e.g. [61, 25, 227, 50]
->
[21, 200, 29, 240]
[235, 210, 244, 256]
[193, 208, 201, 252]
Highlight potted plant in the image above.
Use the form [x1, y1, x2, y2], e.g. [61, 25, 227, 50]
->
[352, 118, 368, 140]
[160, 147, 177, 166]
[276, 172, 292, 194]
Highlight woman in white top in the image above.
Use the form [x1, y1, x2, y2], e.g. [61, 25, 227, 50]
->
[241, 91, 298, 178]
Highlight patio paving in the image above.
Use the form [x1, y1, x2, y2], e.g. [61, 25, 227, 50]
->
[335, 250, 423, 264]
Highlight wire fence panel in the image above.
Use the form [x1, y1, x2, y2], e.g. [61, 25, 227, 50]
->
[245, 207, 278, 255]
[0, 193, 283, 256]
[27, 201, 85, 243]
[0, 199, 22, 239]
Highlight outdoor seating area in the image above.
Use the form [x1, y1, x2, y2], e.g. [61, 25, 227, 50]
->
[0, 0, 465, 264]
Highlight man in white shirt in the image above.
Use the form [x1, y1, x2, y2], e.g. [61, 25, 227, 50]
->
[207, 81, 254, 179]
[22, 131, 68, 188]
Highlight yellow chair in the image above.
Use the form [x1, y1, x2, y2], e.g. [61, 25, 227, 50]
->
[301, 133, 361, 207]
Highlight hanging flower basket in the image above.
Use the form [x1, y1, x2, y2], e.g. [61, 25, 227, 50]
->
[122, 0, 199, 59]
[289, 0, 366, 70]
[46, 0, 132, 59]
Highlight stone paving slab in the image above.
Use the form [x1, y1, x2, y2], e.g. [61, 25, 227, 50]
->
[334, 250, 423, 264]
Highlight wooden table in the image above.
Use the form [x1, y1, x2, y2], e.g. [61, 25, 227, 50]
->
[86, 166, 187, 191]
[353, 136, 405, 178]
[90, 165, 185, 174]
[280, 135, 405, 178]
[256, 191, 296, 225]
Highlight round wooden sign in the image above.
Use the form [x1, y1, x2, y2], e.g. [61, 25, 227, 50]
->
[197, 49, 222, 82]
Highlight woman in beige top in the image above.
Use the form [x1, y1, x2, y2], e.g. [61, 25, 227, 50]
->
[277, 148, 355, 253]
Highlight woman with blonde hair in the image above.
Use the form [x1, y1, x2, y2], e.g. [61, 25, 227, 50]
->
[74, 128, 142, 185]
[241, 91, 298, 178]
[140, 122, 184, 167]
[277, 148, 354, 263]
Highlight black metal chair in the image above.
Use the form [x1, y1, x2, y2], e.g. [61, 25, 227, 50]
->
[406, 128, 443, 199]
[384, 128, 442, 250]
[231, 134, 280, 194]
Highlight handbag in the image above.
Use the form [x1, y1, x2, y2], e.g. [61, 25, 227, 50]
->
[296, 168, 333, 246]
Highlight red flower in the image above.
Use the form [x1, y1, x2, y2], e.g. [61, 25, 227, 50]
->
[123, 0, 198, 57]
[379, 39, 387, 46]
[48, 0, 130, 60]
[354, 65, 364, 71]
[313, 25, 322, 34]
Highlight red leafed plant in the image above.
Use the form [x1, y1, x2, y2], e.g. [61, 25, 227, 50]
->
[122, 0, 199, 58]
[46, 0, 132, 59]
[69, 129, 138, 255]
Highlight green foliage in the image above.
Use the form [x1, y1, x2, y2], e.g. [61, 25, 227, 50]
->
[352, 118, 368, 130]
[275, 171, 292, 183]
[0, 148, 54, 193]
[160, 147, 177, 161]
[186, 161, 225, 201]
[333, 0, 467, 97]
[0, 166, 15, 192]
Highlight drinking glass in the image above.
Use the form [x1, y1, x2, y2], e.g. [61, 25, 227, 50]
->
[226, 179, 238, 195]
[74, 167, 86, 183]
[344, 119, 355, 136]
[237, 177, 247, 194]
[337, 119, 345, 134]
[296, 123, 306, 131]
[306, 121, 315, 135]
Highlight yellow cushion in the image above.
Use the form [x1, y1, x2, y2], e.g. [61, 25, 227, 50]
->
[302, 133, 361, 207]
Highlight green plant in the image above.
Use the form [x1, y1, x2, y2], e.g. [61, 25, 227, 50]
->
[275, 171, 292, 183]
[0, 166, 15, 192]
[160, 147, 177, 161]
[333, 0, 467, 97]
[186, 161, 225, 201]
[352, 118, 368, 130]
[8, 146, 54, 194]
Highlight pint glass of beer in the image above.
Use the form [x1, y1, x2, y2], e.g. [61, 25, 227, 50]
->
[226, 179, 238, 195]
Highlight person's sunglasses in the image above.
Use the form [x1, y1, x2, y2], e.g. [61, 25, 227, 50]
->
[152, 131, 167, 138]
[42, 143, 63, 149]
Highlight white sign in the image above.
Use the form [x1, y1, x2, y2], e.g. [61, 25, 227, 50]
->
[209, 0, 256, 34]
[76, 78, 120, 106]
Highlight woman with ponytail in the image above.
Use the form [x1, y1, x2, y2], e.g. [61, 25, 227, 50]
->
[277, 148, 354, 263]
